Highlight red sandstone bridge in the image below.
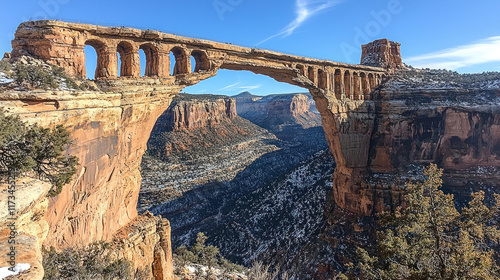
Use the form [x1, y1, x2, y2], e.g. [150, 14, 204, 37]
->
[12, 20, 390, 101]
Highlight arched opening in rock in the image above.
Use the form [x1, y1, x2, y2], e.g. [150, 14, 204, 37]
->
[368, 73, 375, 89]
[190, 56, 196, 73]
[138, 68, 334, 272]
[191, 50, 210, 73]
[84, 40, 107, 79]
[170, 47, 188, 75]
[117, 41, 134, 77]
[334, 69, 342, 100]
[308, 66, 316, 82]
[296, 64, 305, 76]
[344, 70, 351, 98]
[140, 43, 159, 77]
[139, 49, 147, 77]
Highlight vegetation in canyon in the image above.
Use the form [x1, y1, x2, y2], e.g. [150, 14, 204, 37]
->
[0, 111, 78, 196]
[42, 242, 137, 280]
[343, 164, 500, 280]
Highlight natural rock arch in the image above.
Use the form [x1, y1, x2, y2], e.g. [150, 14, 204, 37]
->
[10, 20, 393, 252]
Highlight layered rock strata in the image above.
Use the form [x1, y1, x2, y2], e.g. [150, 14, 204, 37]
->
[0, 86, 178, 279]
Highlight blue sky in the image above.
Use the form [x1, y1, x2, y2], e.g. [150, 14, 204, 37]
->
[1, 0, 499, 95]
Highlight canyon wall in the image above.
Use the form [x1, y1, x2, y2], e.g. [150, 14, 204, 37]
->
[0, 85, 181, 279]
[235, 92, 312, 118]
[154, 94, 237, 131]
[322, 85, 500, 215]
[234, 92, 322, 132]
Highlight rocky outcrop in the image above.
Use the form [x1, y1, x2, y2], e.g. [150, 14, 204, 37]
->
[0, 178, 51, 280]
[155, 94, 237, 131]
[361, 39, 403, 72]
[111, 213, 173, 280]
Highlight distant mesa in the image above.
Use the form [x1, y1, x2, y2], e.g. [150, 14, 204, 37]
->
[234, 91, 322, 135]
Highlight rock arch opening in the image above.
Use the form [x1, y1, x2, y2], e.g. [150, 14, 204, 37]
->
[353, 72, 360, 100]
[368, 73, 375, 89]
[360, 72, 369, 99]
[117, 41, 135, 77]
[140, 43, 159, 77]
[296, 64, 306, 76]
[170, 47, 189, 75]
[308, 66, 316, 83]
[84, 40, 108, 79]
[334, 69, 342, 100]
[344, 70, 351, 98]
[191, 50, 210, 73]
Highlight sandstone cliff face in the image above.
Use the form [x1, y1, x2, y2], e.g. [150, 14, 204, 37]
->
[0, 85, 177, 279]
[155, 94, 237, 131]
[325, 82, 500, 215]
[111, 213, 173, 280]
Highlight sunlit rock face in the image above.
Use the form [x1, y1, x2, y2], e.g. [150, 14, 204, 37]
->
[329, 72, 500, 216]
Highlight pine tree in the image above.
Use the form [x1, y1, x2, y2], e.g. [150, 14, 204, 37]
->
[0, 111, 78, 196]
[344, 164, 500, 279]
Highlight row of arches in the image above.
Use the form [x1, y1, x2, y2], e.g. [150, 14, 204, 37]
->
[296, 64, 386, 100]
[84, 39, 211, 79]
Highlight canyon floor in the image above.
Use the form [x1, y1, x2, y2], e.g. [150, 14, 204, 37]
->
[138, 92, 360, 278]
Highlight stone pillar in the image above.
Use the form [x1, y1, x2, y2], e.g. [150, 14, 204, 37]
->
[158, 47, 170, 78]
[153, 219, 173, 280]
[329, 72, 335, 93]
[353, 74, 360, 100]
[131, 46, 141, 78]
[340, 71, 345, 99]
[102, 47, 118, 78]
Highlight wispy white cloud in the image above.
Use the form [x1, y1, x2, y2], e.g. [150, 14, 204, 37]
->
[216, 81, 241, 92]
[238, 85, 262, 91]
[405, 36, 500, 70]
[257, 0, 342, 45]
